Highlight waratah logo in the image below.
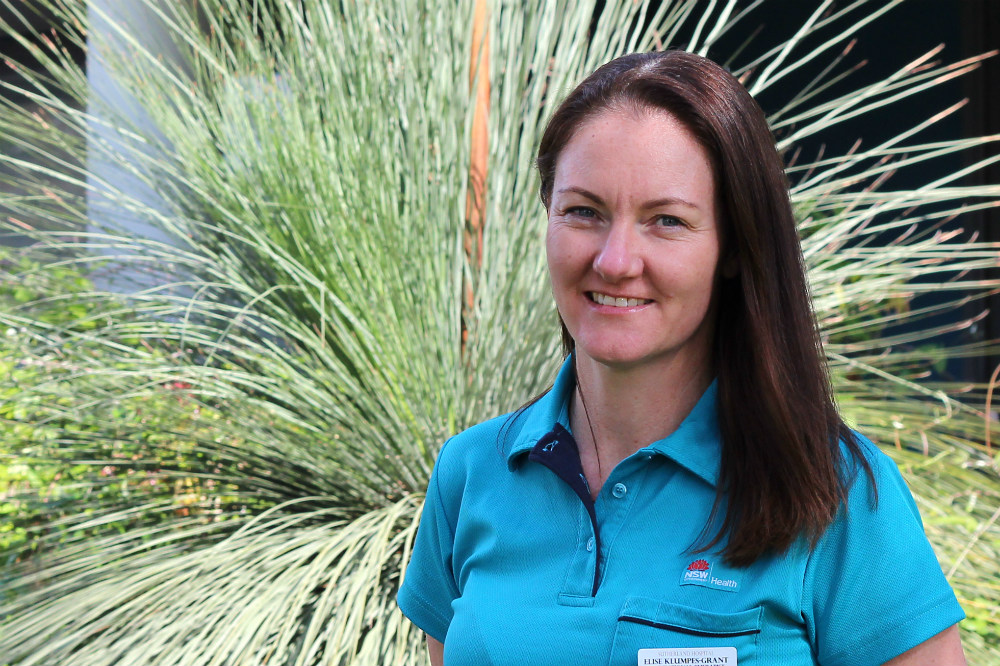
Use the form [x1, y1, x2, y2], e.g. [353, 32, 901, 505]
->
[687, 559, 710, 571]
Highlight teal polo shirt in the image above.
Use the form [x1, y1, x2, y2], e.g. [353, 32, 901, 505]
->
[397, 358, 964, 665]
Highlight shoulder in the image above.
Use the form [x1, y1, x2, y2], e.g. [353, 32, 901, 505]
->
[841, 428, 893, 475]
[434, 409, 522, 472]
[428, 402, 538, 499]
[839, 430, 922, 522]
[811, 428, 943, 575]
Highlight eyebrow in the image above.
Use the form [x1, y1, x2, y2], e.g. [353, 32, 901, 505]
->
[555, 186, 701, 211]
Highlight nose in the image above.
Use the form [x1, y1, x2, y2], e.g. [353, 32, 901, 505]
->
[593, 223, 642, 281]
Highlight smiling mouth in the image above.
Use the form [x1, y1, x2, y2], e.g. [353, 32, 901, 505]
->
[589, 292, 652, 308]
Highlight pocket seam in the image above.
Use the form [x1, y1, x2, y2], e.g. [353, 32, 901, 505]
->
[617, 615, 761, 638]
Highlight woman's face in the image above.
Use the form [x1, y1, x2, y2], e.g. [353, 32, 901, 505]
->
[545, 108, 723, 375]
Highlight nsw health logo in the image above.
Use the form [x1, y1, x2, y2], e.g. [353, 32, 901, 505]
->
[680, 559, 740, 593]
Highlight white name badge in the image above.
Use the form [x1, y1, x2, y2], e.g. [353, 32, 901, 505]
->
[638, 647, 737, 665]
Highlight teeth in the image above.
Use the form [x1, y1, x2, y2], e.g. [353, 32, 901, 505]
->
[591, 292, 648, 308]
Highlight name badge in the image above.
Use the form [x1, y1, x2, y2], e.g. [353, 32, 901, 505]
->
[638, 647, 737, 665]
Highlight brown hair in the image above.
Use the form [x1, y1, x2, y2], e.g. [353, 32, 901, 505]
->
[536, 51, 874, 567]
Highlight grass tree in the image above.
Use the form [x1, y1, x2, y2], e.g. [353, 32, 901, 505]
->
[1, 0, 998, 664]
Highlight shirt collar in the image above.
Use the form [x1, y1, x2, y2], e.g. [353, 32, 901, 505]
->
[505, 356, 576, 466]
[506, 355, 722, 488]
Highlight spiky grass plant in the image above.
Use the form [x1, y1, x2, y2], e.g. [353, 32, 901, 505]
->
[1, 0, 998, 663]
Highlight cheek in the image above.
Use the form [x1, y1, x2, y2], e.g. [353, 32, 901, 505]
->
[544, 225, 557, 269]
[545, 226, 578, 284]
[661, 250, 721, 303]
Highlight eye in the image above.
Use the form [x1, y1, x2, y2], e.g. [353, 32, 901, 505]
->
[565, 206, 597, 219]
[653, 214, 684, 228]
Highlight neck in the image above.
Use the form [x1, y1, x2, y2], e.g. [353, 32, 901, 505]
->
[571, 350, 713, 484]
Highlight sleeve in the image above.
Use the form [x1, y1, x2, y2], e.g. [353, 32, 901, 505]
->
[802, 437, 965, 666]
[396, 439, 461, 643]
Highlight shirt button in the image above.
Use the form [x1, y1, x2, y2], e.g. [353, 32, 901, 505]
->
[586, 537, 595, 552]
[612, 482, 627, 498]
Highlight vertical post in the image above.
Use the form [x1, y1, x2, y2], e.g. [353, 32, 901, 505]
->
[462, 0, 489, 354]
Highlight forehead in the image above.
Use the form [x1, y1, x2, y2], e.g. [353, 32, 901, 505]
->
[553, 108, 716, 204]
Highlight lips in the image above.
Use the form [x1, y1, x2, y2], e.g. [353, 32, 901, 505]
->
[588, 292, 652, 308]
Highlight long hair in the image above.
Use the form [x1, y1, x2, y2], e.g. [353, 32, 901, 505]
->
[536, 51, 874, 567]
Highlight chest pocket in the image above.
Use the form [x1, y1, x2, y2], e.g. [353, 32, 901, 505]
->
[609, 597, 762, 666]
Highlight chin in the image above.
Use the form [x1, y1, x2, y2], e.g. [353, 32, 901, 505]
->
[574, 346, 654, 370]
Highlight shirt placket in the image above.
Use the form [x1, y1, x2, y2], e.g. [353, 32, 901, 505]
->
[592, 456, 647, 590]
[528, 425, 648, 604]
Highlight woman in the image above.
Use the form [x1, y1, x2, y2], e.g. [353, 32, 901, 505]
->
[397, 51, 966, 666]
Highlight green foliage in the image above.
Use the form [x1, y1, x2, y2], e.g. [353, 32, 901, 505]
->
[0, 0, 998, 664]
[0, 247, 252, 578]
[1, 245, 96, 560]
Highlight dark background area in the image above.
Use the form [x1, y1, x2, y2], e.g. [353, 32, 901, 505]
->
[0, 2, 87, 248]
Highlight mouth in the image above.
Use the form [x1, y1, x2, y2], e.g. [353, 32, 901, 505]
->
[588, 292, 653, 308]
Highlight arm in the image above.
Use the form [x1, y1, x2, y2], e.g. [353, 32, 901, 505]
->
[427, 635, 444, 666]
[397, 439, 461, 663]
[881, 625, 966, 666]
